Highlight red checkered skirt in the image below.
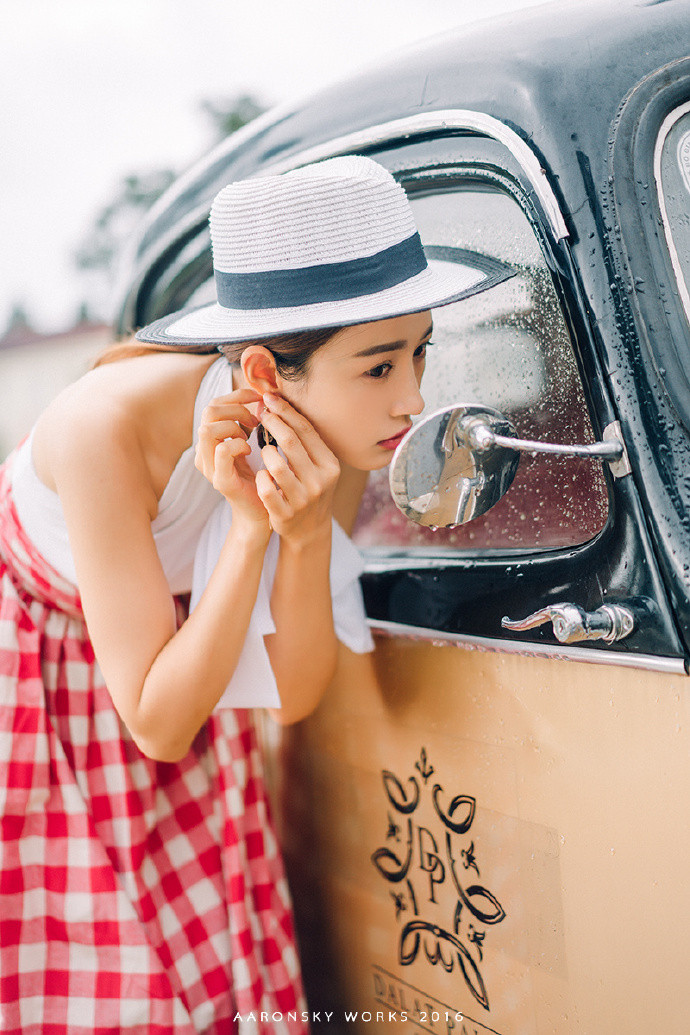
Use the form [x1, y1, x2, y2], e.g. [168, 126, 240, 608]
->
[0, 453, 308, 1035]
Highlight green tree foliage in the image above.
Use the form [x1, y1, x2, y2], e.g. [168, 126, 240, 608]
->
[200, 93, 265, 139]
[74, 93, 266, 313]
[4, 303, 32, 334]
[0, 303, 31, 344]
[74, 169, 176, 274]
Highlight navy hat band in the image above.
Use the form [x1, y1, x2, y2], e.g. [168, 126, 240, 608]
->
[214, 232, 427, 311]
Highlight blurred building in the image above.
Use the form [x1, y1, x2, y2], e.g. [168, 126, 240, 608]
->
[0, 319, 112, 460]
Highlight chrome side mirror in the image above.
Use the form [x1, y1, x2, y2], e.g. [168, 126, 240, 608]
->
[389, 403, 629, 529]
[389, 405, 520, 528]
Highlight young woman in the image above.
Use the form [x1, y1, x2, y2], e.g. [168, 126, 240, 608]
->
[0, 155, 506, 1034]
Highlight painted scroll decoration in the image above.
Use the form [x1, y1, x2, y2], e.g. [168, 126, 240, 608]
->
[371, 748, 506, 1011]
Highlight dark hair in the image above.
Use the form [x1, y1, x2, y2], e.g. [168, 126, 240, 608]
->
[218, 327, 338, 379]
[93, 326, 339, 377]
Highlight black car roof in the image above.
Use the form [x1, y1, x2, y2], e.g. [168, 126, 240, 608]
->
[126, 0, 689, 275]
[247, 0, 688, 179]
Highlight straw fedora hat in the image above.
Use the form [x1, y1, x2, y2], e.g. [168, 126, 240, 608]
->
[136, 155, 513, 345]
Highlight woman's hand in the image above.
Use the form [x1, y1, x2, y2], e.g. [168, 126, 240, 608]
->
[256, 393, 341, 549]
[194, 388, 270, 533]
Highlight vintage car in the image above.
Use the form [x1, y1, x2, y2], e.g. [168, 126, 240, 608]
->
[116, 1, 690, 1031]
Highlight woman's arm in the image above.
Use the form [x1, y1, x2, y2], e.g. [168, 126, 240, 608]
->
[49, 391, 271, 762]
[254, 393, 342, 724]
[265, 528, 336, 725]
[264, 462, 371, 724]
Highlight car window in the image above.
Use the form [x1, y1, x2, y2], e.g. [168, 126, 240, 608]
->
[656, 103, 690, 334]
[353, 184, 609, 555]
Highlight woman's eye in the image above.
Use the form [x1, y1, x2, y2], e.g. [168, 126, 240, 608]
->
[414, 343, 428, 360]
[366, 361, 393, 379]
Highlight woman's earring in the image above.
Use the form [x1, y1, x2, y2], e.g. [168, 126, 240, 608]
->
[257, 424, 278, 449]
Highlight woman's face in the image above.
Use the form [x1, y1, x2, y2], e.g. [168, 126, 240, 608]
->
[276, 311, 432, 471]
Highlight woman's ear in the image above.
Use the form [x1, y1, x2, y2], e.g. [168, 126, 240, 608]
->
[240, 346, 279, 395]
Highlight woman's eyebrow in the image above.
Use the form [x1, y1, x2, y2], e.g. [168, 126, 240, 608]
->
[353, 324, 433, 359]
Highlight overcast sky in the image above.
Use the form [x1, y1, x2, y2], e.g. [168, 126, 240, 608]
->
[1, 0, 549, 333]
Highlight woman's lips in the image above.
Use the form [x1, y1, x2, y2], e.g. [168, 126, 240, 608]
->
[378, 426, 412, 450]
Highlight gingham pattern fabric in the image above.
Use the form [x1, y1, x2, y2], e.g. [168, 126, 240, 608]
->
[0, 452, 307, 1035]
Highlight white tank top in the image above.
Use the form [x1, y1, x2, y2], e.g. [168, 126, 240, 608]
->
[11, 357, 231, 594]
[10, 355, 375, 698]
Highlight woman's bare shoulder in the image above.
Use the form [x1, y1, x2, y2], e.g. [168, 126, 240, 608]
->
[33, 350, 219, 499]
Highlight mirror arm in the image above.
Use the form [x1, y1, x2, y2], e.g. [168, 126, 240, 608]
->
[389, 403, 630, 531]
[464, 416, 625, 463]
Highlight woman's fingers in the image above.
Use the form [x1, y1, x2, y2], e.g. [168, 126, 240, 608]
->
[196, 387, 340, 540]
[211, 437, 251, 489]
[255, 467, 291, 519]
[213, 441, 271, 531]
[197, 419, 250, 446]
[258, 399, 340, 489]
[258, 415, 313, 483]
[195, 393, 261, 481]
[200, 399, 260, 435]
[206, 388, 262, 407]
[262, 393, 338, 467]
[254, 397, 341, 546]
[256, 395, 341, 533]
[260, 444, 302, 500]
[195, 421, 248, 480]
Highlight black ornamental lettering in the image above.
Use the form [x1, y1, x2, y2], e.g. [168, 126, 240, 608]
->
[370, 748, 507, 1013]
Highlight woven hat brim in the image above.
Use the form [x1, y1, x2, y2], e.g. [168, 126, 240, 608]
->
[136, 248, 514, 346]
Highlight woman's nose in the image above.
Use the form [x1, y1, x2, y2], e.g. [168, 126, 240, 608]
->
[392, 374, 424, 417]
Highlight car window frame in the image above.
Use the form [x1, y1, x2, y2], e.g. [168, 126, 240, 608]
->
[609, 58, 690, 430]
[353, 134, 683, 666]
[121, 113, 686, 668]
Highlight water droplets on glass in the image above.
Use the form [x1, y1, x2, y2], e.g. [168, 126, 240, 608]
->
[353, 185, 608, 554]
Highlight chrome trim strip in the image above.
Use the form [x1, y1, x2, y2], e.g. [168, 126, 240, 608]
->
[262, 110, 569, 241]
[364, 554, 561, 572]
[369, 619, 687, 674]
[654, 101, 690, 327]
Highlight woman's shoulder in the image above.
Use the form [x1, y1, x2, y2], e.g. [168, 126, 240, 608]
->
[33, 350, 218, 500]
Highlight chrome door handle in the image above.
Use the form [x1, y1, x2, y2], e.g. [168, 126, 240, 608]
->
[502, 602, 635, 644]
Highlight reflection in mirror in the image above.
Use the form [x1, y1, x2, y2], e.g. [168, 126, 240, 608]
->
[390, 405, 520, 528]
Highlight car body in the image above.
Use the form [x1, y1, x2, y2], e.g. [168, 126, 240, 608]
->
[116, 2, 690, 1031]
